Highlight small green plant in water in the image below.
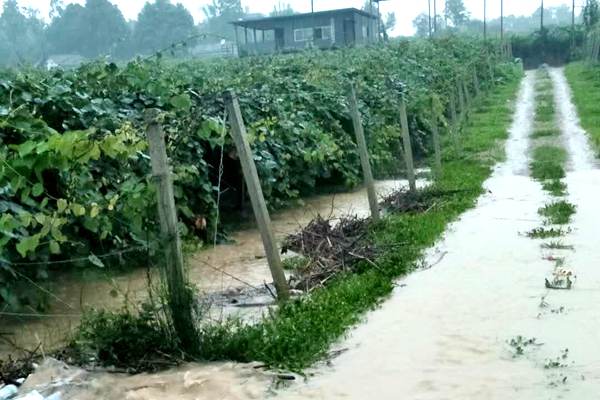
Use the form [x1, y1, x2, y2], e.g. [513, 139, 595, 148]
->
[532, 126, 559, 139]
[539, 201, 576, 225]
[542, 179, 567, 196]
[530, 145, 567, 181]
[541, 241, 575, 250]
[508, 336, 540, 357]
[527, 227, 569, 239]
[282, 256, 309, 271]
[544, 349, 570, 369]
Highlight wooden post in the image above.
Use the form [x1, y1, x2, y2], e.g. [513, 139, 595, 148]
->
[399, 96, 417, 192]
[473, 69, 480, 97]
[349, 84, 380, 222]
[145, 110, 199, 353]
[225, 91, 290, 301]
[488, 58, 495, 83]
[462, 77, 471, 110]
[431, 98, 442, 175]
[449, 91, 458, 130]
[457, 79, 465, 121]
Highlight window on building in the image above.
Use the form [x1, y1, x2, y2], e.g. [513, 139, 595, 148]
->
[294, 28, 313, 42]
[314, 26, 332, 40]
[294, 26, 332, 42]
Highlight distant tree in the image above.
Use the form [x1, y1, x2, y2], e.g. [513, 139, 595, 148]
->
[413, 13, 430, 37]
[270, 3, 295, 17]
[583, 0, 600, 30]
[384, 12, 397, 33]
[444, 0, 469, 27]
[202, 0, 245, 40]
[133, 0, 196, 54]
[46, 0, 129, 58]
[0, 0, 45, 65]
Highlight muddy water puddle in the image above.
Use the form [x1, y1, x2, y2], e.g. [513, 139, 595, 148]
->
[0, 180, 409, 357]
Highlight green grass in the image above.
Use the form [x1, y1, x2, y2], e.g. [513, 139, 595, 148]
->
[565, 62, 600, 154]
[527, 227, 569, 239]
[532, 125, 560, 139]
[535, 102, 555, 123]
[542, 179, 567, 196]
[530, 145, 567, 181]
[541, 241, 575, 250]
[68, 69, 523, 372]
[538, 201, 576, 225]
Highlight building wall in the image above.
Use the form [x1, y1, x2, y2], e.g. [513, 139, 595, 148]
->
[236, 10, 376, 56]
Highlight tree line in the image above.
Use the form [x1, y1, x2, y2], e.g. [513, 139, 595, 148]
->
[413, 0, 600, 38]
[0, 0, 252, 66]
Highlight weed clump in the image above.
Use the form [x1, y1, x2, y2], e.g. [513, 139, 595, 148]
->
[530, 145, 567, 181]
[541, 241, 575, 250]
[542, 179, 567, 196]
[532, 126, 559, 139]
[61, 304, 183, 372]
[527, 227, 569, 239]
[539, 201, 576, 225]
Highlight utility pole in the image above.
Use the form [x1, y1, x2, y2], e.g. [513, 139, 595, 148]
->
[377, 0, 381, 41]
[433, 0, 437, 35]
[572, 0, 576, 48]
[311, 0, 314, 13]
[541, 0, 545, 31]
[501, 0, 504, 40]
[428, 0, 433, 38]
[484, 0, 487, 40]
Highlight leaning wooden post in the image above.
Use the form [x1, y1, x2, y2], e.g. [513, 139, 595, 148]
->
[145, 109, 199, 353]
[348, 84, 380, 222]
[225, 91, 290, 301]
[431, 97, 442, 175]
[399, 95, 417, 192]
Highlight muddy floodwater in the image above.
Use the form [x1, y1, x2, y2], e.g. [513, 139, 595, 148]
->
[1, 180, 409, 357]
[11, 68, 600, 399]
[277, 68, 600, 399]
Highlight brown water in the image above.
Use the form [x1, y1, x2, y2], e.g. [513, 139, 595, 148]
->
[0, 179, 407, 357]
[14, 68, 600, 399]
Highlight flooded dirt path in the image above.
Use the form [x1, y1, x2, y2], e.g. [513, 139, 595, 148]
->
[1, 180, 406, 357]
[274, 68, 600, 399]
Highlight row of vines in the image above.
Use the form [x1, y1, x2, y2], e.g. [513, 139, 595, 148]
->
[0, 37, 511, 309]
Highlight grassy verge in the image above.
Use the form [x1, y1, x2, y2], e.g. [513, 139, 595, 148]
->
[64, 68, 523, 372]
[565, 62, 600, 154]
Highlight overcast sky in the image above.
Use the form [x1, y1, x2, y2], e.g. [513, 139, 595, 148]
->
[3, 0, 584, 36]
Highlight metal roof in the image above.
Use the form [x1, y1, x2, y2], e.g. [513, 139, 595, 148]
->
[231, 8, 377, 28]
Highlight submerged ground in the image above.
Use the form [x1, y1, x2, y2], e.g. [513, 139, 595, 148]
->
[9, 66, 600, 399]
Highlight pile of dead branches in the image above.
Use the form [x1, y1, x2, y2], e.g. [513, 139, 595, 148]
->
[282, 215, 377, 291]
[381, 188, 473, 213]
[0, 348, 38, 386]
